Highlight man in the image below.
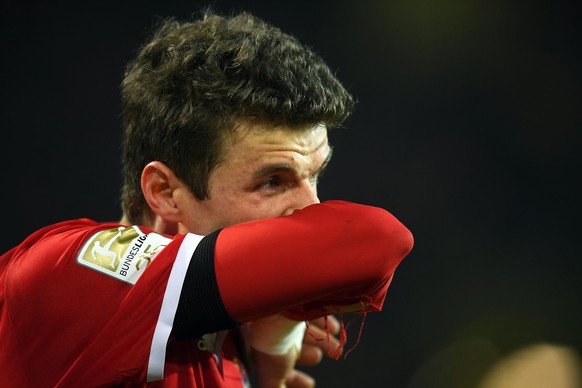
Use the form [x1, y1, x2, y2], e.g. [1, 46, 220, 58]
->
[0, 11, 413, 387]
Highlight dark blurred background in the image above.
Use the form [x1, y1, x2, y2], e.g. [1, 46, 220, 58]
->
[2, 1, 581, 387]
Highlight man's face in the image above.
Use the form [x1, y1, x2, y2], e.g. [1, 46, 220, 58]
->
[178, 122, 331, 235]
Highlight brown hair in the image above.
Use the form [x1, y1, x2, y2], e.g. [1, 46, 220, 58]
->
[121, 11, 354, 224]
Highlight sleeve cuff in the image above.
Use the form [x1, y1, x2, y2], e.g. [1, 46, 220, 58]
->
[172, 230, 239, 340]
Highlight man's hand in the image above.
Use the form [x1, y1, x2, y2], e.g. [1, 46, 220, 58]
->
[250, 315, 342, 388]
[253, 346, 304, 388]
[296, 316, 342, 365]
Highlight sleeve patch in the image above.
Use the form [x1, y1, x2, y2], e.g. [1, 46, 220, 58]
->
[76, 226, 172, 285]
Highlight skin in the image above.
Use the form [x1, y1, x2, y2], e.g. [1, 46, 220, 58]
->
[175, 122, 331, 235]
[128, 122, 342, 387]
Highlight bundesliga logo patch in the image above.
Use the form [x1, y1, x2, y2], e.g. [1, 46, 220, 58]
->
[77, 226, 171, 284]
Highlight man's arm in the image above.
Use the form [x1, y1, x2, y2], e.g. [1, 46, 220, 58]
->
[173, 200, 413, 338]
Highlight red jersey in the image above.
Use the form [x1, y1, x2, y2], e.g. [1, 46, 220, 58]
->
[0, 201, 413, 387]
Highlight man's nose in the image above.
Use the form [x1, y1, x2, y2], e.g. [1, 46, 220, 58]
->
[284, 181, 320, 216]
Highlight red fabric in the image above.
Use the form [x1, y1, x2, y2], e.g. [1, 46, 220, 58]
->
[215, 201, 413, 322]
[0, 201, 413, 387]
[0, 220, 235, 387]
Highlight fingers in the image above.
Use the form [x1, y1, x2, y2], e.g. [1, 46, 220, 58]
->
[309, 315, 341, 335]
[296, 315, 343, 365]
[285, 369, 316, 388]
[252, 347, 296, 388]
[295, 344, 323, 366]
[304, 319, 342, 357]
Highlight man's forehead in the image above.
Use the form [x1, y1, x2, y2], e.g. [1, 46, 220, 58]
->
[250, 146, 333, 180]
[209, 122, 331, 187]
[223, 122, 329, 155]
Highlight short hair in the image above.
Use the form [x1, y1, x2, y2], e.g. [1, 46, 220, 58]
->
[121, 11, 355, 224]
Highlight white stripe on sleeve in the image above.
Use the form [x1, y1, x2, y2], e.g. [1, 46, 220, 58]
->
[147, 233, 204, 382]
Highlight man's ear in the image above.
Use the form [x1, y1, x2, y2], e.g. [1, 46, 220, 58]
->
[141, 161, 182, 223]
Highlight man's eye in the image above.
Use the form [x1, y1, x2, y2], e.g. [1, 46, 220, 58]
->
[258, 176, 281, 190]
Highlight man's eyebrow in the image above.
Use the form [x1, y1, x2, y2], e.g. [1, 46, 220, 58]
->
[251, 163, 294, 180]
[251, 146, 333, 180]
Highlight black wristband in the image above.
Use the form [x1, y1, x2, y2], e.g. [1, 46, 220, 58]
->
[172, 229, 239, 340]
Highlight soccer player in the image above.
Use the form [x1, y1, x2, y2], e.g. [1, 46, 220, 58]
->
[0, 11, 413, 387]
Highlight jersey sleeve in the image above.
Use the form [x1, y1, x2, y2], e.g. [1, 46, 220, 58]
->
[1, 199, 412, 386]
[175, 200, 414, 327]
[1, 220, 220, 386]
